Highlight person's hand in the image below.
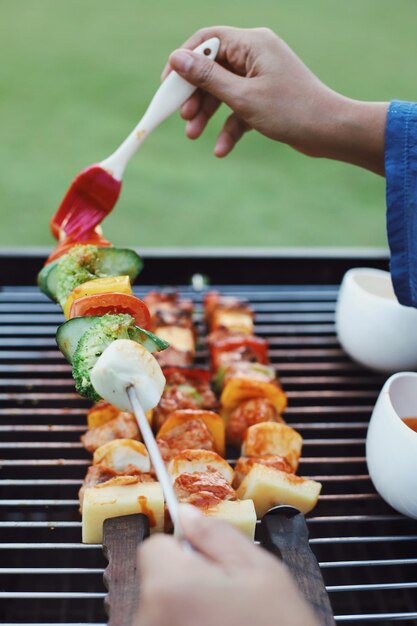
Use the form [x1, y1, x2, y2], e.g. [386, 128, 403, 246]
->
[163, 26, 387, 174]
[134, 505, 321, 626]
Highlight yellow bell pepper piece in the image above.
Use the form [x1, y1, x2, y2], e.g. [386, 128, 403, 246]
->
[63, 275, 132, 319]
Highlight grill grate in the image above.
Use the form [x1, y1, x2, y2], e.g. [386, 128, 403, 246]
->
[0, 250, 416, 625]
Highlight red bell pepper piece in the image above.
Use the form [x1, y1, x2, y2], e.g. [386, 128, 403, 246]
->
[69, 293, 151, 330]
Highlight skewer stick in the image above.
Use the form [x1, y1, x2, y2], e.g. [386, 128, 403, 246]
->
[127, 385, 192, 551]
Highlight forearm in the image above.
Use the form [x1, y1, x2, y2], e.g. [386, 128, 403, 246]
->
[292, 92, 388, 176]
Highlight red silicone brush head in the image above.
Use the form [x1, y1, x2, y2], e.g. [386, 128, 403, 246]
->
[50, 165, 122, 240]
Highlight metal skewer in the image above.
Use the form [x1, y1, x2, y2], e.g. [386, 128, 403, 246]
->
[127, 385, 192, 550]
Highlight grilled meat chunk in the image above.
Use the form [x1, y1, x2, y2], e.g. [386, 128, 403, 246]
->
[153, 370, 218, 430]
[214, 362, 276, 393]
[242, 422, 303, 473]
[144, 292, 194, 328]
[157, 418, 215, 462]
[208, 334, 269, 371]
[81, 412, 140, 453]
[226, 398, 282, 447]
[174, 469, 236, 509]
[155, 346, 194, 368]
[204, 291, 254, 334]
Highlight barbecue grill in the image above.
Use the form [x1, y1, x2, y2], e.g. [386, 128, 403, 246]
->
[1, 247, 417, 625]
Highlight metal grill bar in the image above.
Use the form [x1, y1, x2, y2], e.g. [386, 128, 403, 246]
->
[335, 614, 417, 623]
[328, 583, 417, 592]
[1, 623, 106, 626]
[0, 522, 81, 527]
[0, 568, 104, 574]
[320, 559, 417, 568]
[0, 542, 101, 550]
[311, 536, 417, 544]
[0, 593, 106, 599]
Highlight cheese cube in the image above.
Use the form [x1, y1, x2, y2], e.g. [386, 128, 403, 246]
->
[82, 478, 164, 543]
[212, 310, 254, 334]
[154, 326, 195, 353]
[237, 465, 321, 518]
[202, 499, 257, 540]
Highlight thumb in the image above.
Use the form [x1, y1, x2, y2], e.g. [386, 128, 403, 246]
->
[179, 504, 260, 568]
[168, 49, 241, 105]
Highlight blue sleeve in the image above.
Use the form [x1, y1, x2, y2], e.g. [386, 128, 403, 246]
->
[386, 100, 417, 307]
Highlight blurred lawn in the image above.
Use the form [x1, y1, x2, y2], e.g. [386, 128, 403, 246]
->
[0, 0, 416, 249]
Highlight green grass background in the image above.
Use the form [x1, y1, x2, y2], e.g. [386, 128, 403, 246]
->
[1, 0, 416, 249]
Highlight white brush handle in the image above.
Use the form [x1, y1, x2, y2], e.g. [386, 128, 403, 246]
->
[100, 37, 220, 180]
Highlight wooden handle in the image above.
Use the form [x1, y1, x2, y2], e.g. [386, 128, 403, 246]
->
[103, 514, 150, 626]
[260, 505, 335, 626]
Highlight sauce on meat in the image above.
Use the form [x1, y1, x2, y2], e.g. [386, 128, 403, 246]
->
[157, 419, 215, 462]
[174, 469, 236, 509]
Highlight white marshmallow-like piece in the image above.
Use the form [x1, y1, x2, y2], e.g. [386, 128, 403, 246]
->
[91, 339, 166, 412]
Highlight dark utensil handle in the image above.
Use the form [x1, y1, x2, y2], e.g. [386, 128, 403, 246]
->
[103, 513, 150, 626]
[261, 505, 335, 626]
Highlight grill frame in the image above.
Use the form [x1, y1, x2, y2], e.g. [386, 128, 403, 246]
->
[1, 247, 417, 625]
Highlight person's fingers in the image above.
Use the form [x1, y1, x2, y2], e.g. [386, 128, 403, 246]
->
[214, 113, 248, 157]
[186, 94, 221, 139]
[180, 91, 202, 120]
[168, 48, 243, 106]
[137, 534, 190, 581]
[136, 534, 213, 626]
[179, 504, 261, 568]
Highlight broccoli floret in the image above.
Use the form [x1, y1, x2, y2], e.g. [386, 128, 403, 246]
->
[72, 313, 136, 401]
[56, 244, 103, 307]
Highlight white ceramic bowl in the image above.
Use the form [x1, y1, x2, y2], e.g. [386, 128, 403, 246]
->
[335, 267, 417, 372]
[366, 372, 417, 518]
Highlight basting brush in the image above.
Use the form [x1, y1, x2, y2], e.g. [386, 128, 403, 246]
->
[50, 37, 220, 241]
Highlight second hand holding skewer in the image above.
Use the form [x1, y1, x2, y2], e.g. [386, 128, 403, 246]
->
[91, 339, 193, 550]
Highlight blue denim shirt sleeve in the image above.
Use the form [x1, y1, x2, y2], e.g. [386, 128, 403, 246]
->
[386, 100, 417, 307]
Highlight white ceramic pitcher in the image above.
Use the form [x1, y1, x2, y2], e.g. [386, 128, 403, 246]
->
[366, 372, 417, 518]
